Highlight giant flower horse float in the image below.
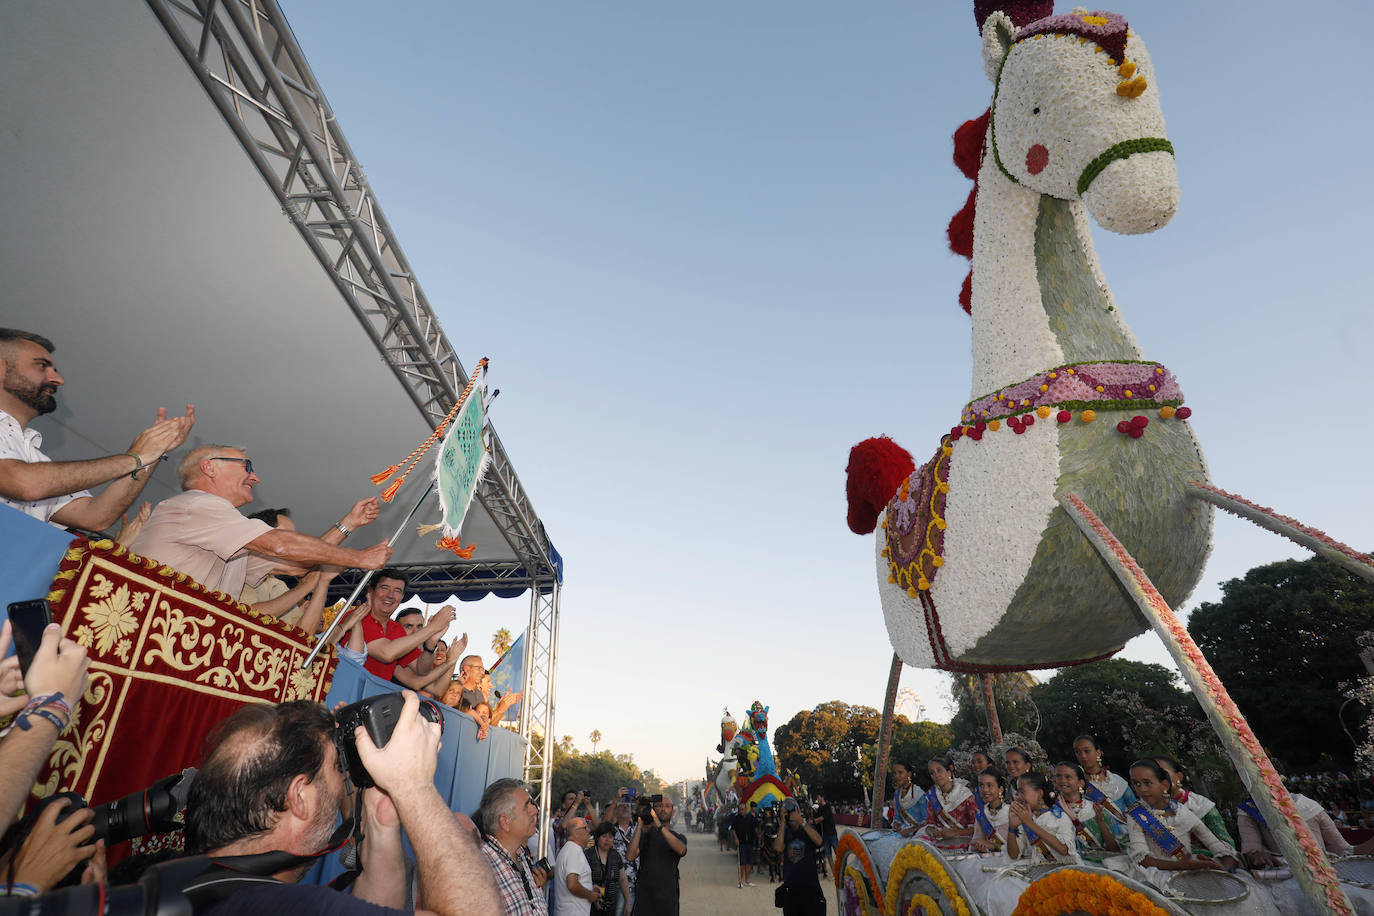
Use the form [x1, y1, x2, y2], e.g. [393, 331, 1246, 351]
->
[709, 703, 794, 812]
[838, 4, 1374, 916]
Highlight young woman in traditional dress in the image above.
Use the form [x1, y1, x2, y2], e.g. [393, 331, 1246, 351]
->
[1002, 747, 1033, 804]
[1154, 753, 1236, 850]
[1005, 772, 1079, 866]
[918, 753, 977, 850]
[1073, 735, 1135, 820]
[1123, 759, 1238, 888]
[970, 769, 1009, 854]
[1053, 761, 1121, 862]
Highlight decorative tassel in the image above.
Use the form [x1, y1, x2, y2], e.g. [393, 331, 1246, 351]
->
[435, 536, 477, 559]
[416, 523, 443, 536]
[370, 358, 489, 501]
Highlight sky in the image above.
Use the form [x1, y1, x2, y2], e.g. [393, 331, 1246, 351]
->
[277, 0, 1374, 785]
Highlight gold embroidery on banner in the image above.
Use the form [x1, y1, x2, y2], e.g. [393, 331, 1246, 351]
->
[144, 600, 221, 674]
[80, 576, 144, 656]
[37, 669, 116, 799]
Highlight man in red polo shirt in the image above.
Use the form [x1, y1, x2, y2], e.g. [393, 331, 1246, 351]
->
[359, 569, 455, 683]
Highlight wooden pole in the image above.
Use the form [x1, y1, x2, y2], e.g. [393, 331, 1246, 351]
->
[980, 673, 1003, 744]
[871, 652, 902, 829]
[1060, 493, 1354, 916]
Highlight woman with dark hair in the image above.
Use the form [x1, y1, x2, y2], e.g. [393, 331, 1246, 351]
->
[1072, 735, 1134, 821]
[1005, 772, 1077, 866]
[586, 821, 630, 914]
[1002, 748, 1033, 804]
[1053, 761, 1120, 861]
[970, 769, 1008, 854]
[919, 753, 977, 850]
[1154, 753, 1235, 851]
[1123, 759, 1239, 889]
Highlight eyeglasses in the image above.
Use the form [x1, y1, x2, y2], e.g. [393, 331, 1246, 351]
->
[209, 456, 254, 475]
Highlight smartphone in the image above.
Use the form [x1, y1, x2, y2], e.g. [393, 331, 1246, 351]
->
[7, 599, 53, 674]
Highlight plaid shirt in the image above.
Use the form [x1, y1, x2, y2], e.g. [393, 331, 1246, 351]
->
[482, 836, 548, 916]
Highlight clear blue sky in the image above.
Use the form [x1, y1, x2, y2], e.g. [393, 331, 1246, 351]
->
[281, 0, 1374, 784]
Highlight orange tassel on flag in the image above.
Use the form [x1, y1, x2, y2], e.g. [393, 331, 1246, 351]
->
[370, 465, 400, 485]
[380, 479, 402, 502]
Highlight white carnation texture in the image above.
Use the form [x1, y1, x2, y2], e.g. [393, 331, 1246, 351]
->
[930, 417, 1059, 658]
[971, 158, 1063, 395]
[877, 525, 936, 668]
[994, 31, 1167, 203]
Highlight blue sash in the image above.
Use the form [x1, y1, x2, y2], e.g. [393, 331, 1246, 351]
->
[975, 804, 1003, 849]
[893, 788, 924, 830]
[1019, 805, 1060, 855]
[1083, 780, 1126, 822]
[924, 786, 942, 816]
[1238, 799, 1265, 827]
[1063, 800, 1101, 848]
[1126, 802, 1187, 859]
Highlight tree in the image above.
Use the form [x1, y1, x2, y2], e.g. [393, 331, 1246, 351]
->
[774, 700, 951, 802]
[1029, 659, 1205, 769]
[946, 671, 1039, 748]
[551, 746, 665, 806]
[492, 628, 514, 657]
[1188, 555, 1374, 771]
[559, 735, 575, 755]
[590, 729, 602, 753]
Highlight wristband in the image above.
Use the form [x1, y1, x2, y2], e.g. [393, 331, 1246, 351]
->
[2, 883, 39, 897]
[334, 522, 352, 537]
[18, 707, 68, 732]
[124, 451, 144, 478]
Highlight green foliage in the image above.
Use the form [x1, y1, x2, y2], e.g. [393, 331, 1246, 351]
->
[1029, 659, 1205, 769]
[946, 672, 1039, 748]
[1188, 556, 1374, 771]
[774, 700, 950, 802]
[551, 745, 665, 809]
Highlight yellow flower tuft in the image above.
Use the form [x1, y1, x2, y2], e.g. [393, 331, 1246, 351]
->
[1037, 406, 1052, 418]
[1081, 410, 1096, 423]
[1159, 406, 1176, 419]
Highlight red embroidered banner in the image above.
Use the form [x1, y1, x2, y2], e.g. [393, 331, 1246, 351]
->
[34, 538, 336, 811]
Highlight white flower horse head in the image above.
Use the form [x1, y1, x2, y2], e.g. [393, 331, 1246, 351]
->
[846, 5, 1212, 674]
[983, 8, 1177, 235]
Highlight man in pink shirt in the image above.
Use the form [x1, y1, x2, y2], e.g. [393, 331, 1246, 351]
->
[130, 444, 390, 597]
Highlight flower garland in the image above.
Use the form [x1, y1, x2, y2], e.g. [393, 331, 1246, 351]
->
[900, 892, 942, 916]
[842, 867, 875, 916]
[884, 844, 971, 916]
[952, 360, 1189, 444]
[1060, 494, 1353, 915]
[1011, 869, 1170, 916]
[835, 832, 883, 909]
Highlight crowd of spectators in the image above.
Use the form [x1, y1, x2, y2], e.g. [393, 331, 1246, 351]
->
[0, 327, 695, 914]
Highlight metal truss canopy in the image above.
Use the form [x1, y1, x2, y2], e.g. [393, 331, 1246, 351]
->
[142, 0, 560, 817]
[146, 0, 554, 580]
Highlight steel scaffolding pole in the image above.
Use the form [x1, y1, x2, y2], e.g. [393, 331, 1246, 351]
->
[145, 0, 554, 579]
[521, 580, 560, 857]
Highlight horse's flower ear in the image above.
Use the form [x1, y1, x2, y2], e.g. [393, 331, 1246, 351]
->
[982, 11, 1016, 82]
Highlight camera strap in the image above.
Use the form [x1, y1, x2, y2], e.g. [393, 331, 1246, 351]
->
[175, 815, 358, 911]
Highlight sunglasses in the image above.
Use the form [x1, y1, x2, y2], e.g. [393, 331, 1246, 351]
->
[210, 456, 254, 475]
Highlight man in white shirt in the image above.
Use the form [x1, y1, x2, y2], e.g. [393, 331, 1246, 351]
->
[0, 328, 195, 531]
[554, 817, 600, 916]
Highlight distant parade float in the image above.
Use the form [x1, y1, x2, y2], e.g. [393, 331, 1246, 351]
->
[709, 703, 793, 810]
[841, 4, 1374, 916]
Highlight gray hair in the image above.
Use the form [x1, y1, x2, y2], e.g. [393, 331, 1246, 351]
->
[179, 444, 244, 490]
[477, 777, 531, 837]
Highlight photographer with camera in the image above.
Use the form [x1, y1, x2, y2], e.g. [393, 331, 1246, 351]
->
[182, 692, 499, 915]
[773, 798, 825, 916]
[624, 796, 685, 916]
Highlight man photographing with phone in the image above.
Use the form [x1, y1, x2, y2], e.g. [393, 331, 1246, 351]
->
[624, 795, 685, 916]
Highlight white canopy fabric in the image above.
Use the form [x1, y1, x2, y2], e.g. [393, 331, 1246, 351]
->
[0, 0, 555, 594]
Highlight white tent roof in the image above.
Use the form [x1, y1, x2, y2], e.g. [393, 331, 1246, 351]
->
[0, 0, 557, 597]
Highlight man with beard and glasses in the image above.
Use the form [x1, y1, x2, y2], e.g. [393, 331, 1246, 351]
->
[184, 693, 501, 915]
[0, 328, 195, 531]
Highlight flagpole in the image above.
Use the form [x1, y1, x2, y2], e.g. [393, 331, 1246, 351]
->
[302, 479, 436, 669]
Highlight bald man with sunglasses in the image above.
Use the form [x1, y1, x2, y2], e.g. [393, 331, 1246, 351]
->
[131, 444, 391, 597]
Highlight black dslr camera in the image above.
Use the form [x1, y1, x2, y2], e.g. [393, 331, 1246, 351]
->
[333, 693, 444, 789]
[636, 794, 663, 824]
